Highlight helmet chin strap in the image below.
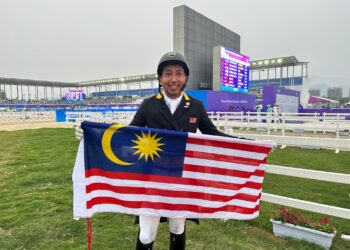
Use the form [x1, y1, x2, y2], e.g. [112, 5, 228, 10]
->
[181, 76, 189, 91]
[158, 78, 163, 95]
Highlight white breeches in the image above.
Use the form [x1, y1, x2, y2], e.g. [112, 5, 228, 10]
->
[139, 215, 186, 244]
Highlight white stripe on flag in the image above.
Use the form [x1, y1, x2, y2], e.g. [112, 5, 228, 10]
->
[85, 176, 262, 196]
[86, 191, 260, 208]
[184, 157, 265, 172]
[186, 143, 267, 160]
[182, 171, 264, 184]
[188, 132, 275, 149]
[85, 204, 260, 220]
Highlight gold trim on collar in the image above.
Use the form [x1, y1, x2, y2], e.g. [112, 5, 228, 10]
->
[156, 92, 189, 101]
[183, 92, 190, 101]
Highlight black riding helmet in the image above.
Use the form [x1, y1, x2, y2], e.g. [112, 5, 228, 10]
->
[157, 51, 190, 77]
[157, 51, 190, 94]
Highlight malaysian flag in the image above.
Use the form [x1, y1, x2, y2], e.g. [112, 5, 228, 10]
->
[73, 121, 274, 220]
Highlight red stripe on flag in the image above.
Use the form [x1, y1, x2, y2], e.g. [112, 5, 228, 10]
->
[86, 196, 260, 214]
[187, 137, 272, 154]
[183, 164, 265, 178]
[86, 183, 260, 203]
[185, 150, 265, 166]
[85, 169, 263, 190]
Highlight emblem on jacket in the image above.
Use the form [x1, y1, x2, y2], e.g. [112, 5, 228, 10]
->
[189, 117, 197, 123]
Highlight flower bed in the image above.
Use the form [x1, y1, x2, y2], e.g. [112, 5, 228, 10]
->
[271, 219, 335, 249]
[270, 207, 336, 249]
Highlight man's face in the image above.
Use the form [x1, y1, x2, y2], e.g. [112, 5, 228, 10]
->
[159, 64, 188, 99]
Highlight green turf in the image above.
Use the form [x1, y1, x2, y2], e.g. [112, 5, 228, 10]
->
[268, 146, 350, 174]
[0, 128, 349, 249]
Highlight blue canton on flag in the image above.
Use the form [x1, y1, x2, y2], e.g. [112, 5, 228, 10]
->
[83, 121, 187, 177]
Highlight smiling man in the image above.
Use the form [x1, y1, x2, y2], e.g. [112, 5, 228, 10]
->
[161, 64, 186, 97]
[129, 51, 232, 250]
[130, 51, 230, 137]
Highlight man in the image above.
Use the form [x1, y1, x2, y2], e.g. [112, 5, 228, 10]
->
[256, 105, 262, 123]
[76, 51, 232, 250]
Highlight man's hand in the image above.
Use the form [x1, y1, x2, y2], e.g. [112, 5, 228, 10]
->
[75, 124, 84, 141]
[260, 140, 277, 152]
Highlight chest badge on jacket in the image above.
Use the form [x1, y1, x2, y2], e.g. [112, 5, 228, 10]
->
[189, 117, 197, 123]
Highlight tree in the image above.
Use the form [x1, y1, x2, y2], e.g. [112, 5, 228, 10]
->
[338, 97, 350, 105]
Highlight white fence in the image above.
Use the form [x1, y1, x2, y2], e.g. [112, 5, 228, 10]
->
[0, 111, 56, 123]
[66, 111, 350, 150]
[66, 111, 350, 135]
[231, 133, 350, 152]
[65, 111, 135, 125]
[209, 111, 350, 138]
[264, 164, 350, 219]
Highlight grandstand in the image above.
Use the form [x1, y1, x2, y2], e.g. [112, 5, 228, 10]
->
[249, 56, 310, 107]
[0, 73, 157, 101]
[0, 73, 158, 110]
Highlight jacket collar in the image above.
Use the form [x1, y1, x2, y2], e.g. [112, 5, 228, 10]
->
[156, 92, 190, 101]
[156, 92, 191, 130]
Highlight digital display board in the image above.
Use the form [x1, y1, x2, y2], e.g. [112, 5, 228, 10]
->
[66, 89, 84, 101]
[219, 47, 250, 93]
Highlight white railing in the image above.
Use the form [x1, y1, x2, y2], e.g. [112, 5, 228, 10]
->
[0, 111, 56, 123]
[264, 164, 350, 219]
[209, 111, 350, 138]
[66, 111, 350, 135]
[65, 111, 135, 125]
[65, 111, 350, 150]
[230, 133, 350, 152]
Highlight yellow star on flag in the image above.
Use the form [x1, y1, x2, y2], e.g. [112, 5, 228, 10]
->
[132, 131, 164, 162]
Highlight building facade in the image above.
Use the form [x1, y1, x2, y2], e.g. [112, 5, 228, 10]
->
[309, 88, 320, 97]
[173, 5, 240, 90]
[327, 87, 343, 100]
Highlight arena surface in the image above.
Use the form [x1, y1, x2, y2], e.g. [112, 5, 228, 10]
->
[0, 121, 73, 131]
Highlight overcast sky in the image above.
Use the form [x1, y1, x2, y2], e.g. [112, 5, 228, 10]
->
[0, 0, 349, 94]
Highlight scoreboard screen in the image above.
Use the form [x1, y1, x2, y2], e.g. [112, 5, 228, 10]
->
[66, 89, 84, 101]
[219, 47, 250, 93]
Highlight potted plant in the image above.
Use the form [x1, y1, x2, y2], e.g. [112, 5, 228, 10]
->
[270, 207, 336, 249]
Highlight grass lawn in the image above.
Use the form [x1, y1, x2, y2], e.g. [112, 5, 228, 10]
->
[0, 128, 349, 249]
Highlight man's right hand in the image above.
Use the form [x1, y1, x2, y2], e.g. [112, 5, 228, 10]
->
[75, 124, 84, 141]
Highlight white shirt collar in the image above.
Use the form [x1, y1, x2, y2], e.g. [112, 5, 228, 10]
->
[163, 93, 183, 114]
